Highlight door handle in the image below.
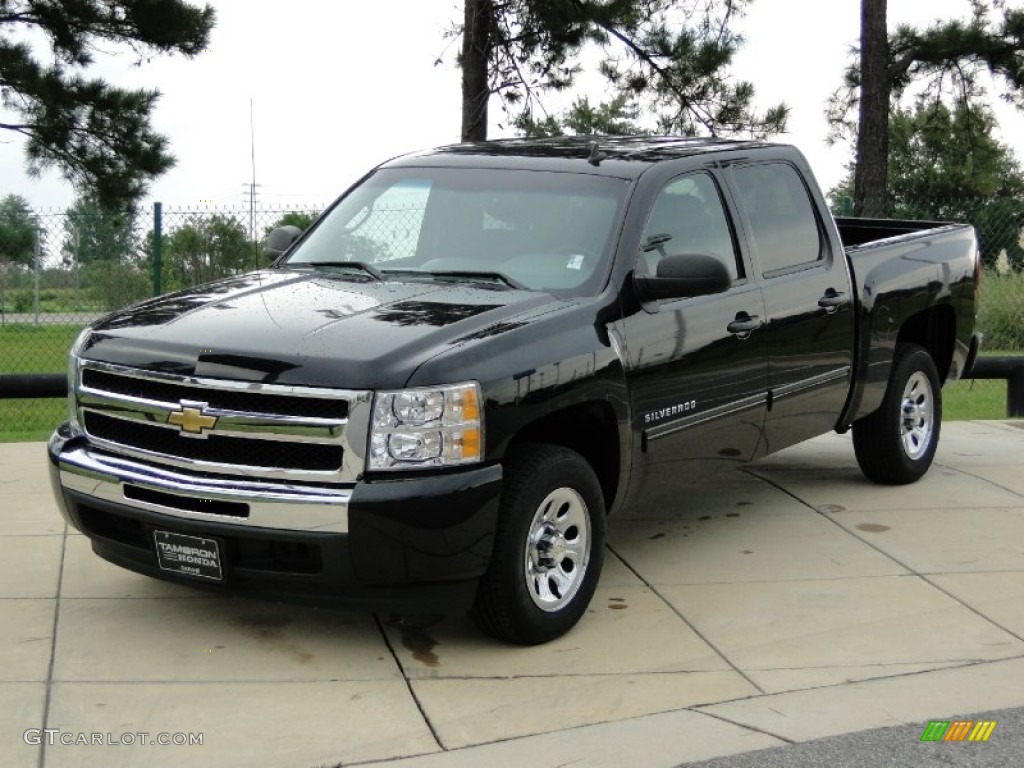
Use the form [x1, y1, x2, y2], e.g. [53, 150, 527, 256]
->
[818, 290, 848, 313]
[727, 314, 762, 336]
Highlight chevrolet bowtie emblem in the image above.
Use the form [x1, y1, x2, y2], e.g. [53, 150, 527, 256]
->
[167, 404, 218, 434]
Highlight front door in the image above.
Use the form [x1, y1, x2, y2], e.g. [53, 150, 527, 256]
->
[618, 170, 768, 511]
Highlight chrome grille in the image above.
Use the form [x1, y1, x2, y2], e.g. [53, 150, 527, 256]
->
[83, 412, 344, 471]
[81, 368, 348, 419]
[77, 362, 368, 481]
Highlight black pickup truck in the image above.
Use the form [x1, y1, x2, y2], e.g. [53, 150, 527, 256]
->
[48, 137, 981, 644]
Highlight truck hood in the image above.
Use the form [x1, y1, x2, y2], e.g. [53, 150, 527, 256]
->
[79, 270, 567, 389]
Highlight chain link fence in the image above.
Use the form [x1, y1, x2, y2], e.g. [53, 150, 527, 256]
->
[0, 204, 324, 440]
[1, 199, 1022, 439]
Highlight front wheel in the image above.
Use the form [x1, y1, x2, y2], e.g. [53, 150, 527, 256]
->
[471, 444, 605, 645]
[853, 343, 942, 485]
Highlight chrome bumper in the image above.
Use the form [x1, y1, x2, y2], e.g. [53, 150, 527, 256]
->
[51, 440, 351, 534]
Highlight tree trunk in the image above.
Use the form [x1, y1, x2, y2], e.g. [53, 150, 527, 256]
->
[461, 0, 492, 142]
[854, 0, 890, 217]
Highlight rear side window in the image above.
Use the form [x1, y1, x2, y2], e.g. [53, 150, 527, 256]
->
[731, 163, 823, 274]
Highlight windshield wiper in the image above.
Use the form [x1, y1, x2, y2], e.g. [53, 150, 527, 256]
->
[303, 261, 383, 280]
[431, 270, 526, 289]
[381, 268, 526, 290]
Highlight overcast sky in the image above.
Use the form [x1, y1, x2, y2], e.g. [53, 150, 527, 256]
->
[3, 0, 1023, 212]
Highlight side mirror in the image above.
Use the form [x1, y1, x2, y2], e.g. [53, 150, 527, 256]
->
[634, 253, 731, 302]
[263, 225, 304, 262]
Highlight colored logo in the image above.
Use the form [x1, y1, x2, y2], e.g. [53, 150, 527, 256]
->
[920, 720, 996, 742]
[167, 404, 218, 435]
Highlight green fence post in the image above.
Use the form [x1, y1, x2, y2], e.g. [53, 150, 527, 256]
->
[842, 196, 853, 217]
[153, 202, 162, 296]
[33, 216, 41, 326]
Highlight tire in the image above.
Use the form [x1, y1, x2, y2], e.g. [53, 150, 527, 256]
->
[852, 343, 942, 485]
[472, 443, 606, 645]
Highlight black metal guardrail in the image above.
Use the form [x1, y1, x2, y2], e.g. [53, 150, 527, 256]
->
[965, 356, 1024, 418]
[2, 357, 1023, 416]
[0, 374, 66, 399]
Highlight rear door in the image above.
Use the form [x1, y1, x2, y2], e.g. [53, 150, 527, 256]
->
[726, 162, 855, 454]
[618, 169, 768, 509]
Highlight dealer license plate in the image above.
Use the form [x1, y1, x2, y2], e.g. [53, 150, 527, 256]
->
[153, 531, 223, 581]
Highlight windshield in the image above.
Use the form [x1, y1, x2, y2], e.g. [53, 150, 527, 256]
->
[283, 167, 628, 295]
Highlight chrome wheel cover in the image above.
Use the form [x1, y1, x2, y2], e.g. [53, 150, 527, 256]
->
[524, 487, 591, 612]
[901, 371, 934, 460]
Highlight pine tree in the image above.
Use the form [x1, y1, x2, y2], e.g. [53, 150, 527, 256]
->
[829, 0, 1024, 216]
[0, 1, 214, 207]
[455, 0, 787, 141]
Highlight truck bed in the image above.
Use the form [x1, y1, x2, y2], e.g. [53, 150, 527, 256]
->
[834, 216, 955, 249]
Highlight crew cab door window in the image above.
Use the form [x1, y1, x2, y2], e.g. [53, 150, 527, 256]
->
[731, 163, 823, 275]
[637, 173, 743, 281]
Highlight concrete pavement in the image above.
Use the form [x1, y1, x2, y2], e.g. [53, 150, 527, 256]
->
[2, 420, 1023, 767]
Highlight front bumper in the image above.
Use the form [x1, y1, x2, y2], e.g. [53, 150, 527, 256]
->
[47, 424, 502, 613]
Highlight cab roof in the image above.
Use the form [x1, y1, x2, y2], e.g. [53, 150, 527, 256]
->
[384, 135, 779, 179]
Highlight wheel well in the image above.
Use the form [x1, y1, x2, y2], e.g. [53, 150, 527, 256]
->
[507, 402, 620, 511]
[896, 305, 956, 382]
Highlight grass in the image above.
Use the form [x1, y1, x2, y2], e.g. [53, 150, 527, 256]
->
[0, 399, 66, 443]
[0, 324, 82, 442]
[0, 323, 83, 374]
[943, 378, 1007, 421]
[978, 270, 1024, 351]
[2, 287, 104, 315]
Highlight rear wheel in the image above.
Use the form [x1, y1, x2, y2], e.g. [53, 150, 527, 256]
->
[472, 444, 605, 645]
[853, 343, 942, 484]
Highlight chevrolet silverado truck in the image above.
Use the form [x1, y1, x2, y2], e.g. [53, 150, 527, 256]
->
[48, 137, 981, 644]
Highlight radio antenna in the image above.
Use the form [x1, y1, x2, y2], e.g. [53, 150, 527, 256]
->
[249, 98, 257, 258]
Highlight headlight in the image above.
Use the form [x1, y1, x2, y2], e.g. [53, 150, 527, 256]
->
[368, 382, 483, 470]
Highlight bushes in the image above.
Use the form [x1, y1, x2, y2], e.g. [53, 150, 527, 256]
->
[85, 261, 151, 312]
[11, 290, 32, 312]
[977, 270, 1024, 351]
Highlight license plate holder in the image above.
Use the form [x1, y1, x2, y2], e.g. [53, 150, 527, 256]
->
[153, 530, 224, 581]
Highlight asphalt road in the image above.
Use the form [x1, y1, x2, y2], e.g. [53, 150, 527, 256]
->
[681, 707, 1024, 768]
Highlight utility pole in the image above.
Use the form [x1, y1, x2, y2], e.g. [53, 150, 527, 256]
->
[249, 98, 258, 264]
